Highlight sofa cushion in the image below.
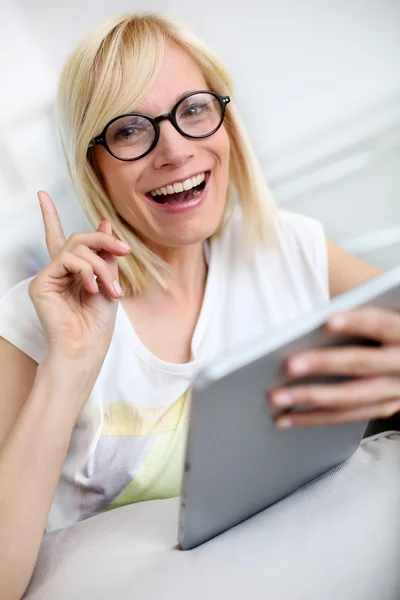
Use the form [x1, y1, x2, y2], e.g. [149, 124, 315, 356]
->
[24, 431, 400, 600]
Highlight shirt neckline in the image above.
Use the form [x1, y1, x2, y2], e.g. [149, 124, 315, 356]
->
[116, 238, 218, 376]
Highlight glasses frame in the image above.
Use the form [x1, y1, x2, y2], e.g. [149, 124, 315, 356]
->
[88, 90, 231, 162]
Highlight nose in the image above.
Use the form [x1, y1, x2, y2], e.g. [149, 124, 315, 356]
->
[152, 119, 194, 170]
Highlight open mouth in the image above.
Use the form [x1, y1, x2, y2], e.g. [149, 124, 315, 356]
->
[147, 171, 210, 206]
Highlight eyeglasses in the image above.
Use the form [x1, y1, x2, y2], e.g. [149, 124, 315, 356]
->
[88, 90, 230, 162]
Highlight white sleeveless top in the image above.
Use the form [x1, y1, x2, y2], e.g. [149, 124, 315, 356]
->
[0, 208, 329, 532]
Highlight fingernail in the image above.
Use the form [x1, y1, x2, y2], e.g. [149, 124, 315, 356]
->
[116, 241, 131, 251]
[113, 280, 123, 296]
[276, 417, 292, 429]
[272, 392, 293, 407]
[289, 358, 309, 375]
[105, 220, 112, 235]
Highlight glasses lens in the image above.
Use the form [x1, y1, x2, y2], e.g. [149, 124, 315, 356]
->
[175, 92, 223, 137]
[105, 115, 156, 160]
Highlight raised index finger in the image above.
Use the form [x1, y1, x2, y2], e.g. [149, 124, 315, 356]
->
[37, 190, 67, 259]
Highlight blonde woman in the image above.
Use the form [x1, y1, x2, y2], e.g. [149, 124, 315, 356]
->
[0, 13, 399, 600]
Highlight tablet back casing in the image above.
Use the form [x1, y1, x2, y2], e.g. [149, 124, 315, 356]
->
[179, 351, 367, 550]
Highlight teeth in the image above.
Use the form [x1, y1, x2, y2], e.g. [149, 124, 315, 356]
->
[173, 182, 184, 193]
[150, 172, 206, 197]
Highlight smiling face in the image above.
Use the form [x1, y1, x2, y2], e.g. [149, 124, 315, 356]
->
[93, 43, 230, 253]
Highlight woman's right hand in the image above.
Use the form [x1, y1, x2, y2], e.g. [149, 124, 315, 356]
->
[29, 191, 131, 364]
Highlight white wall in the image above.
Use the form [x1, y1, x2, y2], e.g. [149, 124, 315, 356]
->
[0, 3, 55, 120]
[0, 3, 62, 203]
[14, 0, 400, 160]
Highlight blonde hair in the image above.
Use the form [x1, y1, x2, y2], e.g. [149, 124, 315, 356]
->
[57, 13, 278, 295]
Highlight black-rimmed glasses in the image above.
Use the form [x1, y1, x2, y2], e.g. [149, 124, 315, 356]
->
[88, 90, 230, 162]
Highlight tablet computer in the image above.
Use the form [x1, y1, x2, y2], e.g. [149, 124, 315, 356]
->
[178, 265, 400, 550]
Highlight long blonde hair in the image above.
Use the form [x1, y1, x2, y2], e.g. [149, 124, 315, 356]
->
[57, 13, 278, 294]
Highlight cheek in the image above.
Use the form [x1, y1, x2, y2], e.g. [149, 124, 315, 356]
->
[93, 151, 143, 206]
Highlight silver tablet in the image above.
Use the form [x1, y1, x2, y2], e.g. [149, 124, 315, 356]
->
[178, 265, 400, 550]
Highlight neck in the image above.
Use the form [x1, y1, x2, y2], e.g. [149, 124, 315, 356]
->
[143, 241, 208, 305]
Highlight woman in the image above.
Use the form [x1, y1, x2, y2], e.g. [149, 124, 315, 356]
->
[0, 13, 399, 600]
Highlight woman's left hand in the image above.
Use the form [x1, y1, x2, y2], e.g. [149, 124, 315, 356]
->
[268, 306, 400, 428]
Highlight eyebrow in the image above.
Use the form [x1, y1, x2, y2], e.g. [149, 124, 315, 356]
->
[133, 89, 208, 117]
[174, 89, 201, 102]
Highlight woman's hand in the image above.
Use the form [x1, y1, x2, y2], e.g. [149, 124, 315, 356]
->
[269, 306, 400, 428]
[29, 190, 131, 362]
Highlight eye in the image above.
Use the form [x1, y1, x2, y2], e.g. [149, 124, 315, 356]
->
[114, 124, 143, 141]
[181, 101, 209, 118]
[107, 116, 154, 147]
[115, 126, 132, 139]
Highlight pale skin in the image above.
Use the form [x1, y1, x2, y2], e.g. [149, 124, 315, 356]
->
[0, 41, 399, 600]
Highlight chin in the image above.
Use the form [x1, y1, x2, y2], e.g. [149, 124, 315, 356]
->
[158, 209, 224, 248]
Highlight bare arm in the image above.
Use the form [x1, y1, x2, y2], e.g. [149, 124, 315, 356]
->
[0, 191, 130, 600]
[326, 237, 382, 297]
[0, 339, 95, 600]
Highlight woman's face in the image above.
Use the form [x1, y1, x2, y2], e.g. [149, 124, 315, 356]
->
[93, 44, 230, 253]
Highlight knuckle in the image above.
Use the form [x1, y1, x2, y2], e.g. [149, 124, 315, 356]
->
[295, 385, 318, 403]
[351, 354, 372, 373]
[83, 264, 94, 277]
[28, 277, 39, 297]
[96, 256, 109, 271]
[58, 250, 70, 263]
[68, 232, 80, 244]
[74, 244, 89, 256]
[306, 387, 320, 401]
[311, 355, 329, 371]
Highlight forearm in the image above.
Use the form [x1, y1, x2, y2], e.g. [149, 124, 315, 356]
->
[0, 358, 93, 600]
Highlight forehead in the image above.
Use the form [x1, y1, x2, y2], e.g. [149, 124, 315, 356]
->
[135, 43, 208, 115]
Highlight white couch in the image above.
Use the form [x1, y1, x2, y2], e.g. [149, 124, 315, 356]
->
[24, 431, 400, 600]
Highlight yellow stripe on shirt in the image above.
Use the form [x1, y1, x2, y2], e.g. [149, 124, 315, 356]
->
[101, 389, 190, 436]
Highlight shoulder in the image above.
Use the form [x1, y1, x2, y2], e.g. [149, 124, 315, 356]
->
[275, 212, 381, 296]
[220, 205, 325, 247]
[221, 206, 327, 273]
[215, 206, 330, 301]
[275, 208, 325, 249]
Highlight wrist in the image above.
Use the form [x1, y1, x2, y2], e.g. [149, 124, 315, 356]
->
[36, 355, 100, 405]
